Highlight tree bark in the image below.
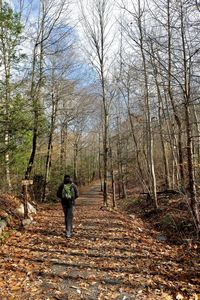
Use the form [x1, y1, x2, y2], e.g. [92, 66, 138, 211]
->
[25, 10, 43, 180]
[180, 0, 200, 232]
[42, 79, 59, 201]
[150, 46, 171, 189]
[109, 147, 116, 208]
[1, 5, 12, 190]
[167, 0, 184, 189]
[137, 0, 158, 208]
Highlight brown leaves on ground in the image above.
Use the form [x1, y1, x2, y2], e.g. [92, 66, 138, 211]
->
[0, 184, 199, 299]
[120, 184, 199, 244]
[0, 194, 22, 219]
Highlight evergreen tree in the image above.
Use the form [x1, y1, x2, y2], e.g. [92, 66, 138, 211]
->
[0, 2, 24, 190]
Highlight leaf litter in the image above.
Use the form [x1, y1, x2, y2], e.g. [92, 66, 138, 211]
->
[0, 184, 199, 299]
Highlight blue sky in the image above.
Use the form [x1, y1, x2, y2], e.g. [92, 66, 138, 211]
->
[7, 0, 118, 89]
[6, 1, 94, 83]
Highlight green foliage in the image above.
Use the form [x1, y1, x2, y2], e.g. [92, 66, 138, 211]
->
[0, 2, 25, 102]
[0, 2, 23, 41]
[10, 94, 33, 138]
[0, 95, 34, 189]
[12, 131, 33, 172]
[0, 230, 10, 243]
[0, 93, 33, 166]
[38, 112, 49, 138]
[0, 2, 26, 148]
[0, 3, 33, 188]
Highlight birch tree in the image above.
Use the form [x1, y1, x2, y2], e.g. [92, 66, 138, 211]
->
[0, 2, 23, 190]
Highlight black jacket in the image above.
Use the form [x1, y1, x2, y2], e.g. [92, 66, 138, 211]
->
[57, 180, 79, 201]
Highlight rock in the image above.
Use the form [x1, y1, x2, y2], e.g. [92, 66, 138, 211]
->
[0, 220, 7, 235]
[0, 201, 36, 237]
[22, 218, 32, 226]
[129, 214, 135, 219]
[103, 279, 121, 285]
[15, 232, 22, 237]
[15, 202, 36, 217]
[157, 235, 167, 242]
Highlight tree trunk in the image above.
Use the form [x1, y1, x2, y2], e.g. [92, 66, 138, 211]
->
[192, 103, 200, 164]
[98, 133, 103, 191]
[150, 48, 171, 189]
[110, 148, 116, 208]
[1, 17, 12, 190]
[116, 116, 127, 199]
[158, 58, 180, 188]
[137, 0, 158, 208]
[167, 0, 184, 189]
[25, 1, 45, 180]
[25, 47, 40, 179]
[42, 87, 58, 201]
[185, 103, 200, 232]
[180, 0, 200, 232]
[73, 142, 78, 182]
[102, 68, 108, 207]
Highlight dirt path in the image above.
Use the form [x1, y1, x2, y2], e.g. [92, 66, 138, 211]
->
[0, 184, 199, 299]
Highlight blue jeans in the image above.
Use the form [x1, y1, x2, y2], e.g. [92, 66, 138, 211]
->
[62, 203, 74, 234]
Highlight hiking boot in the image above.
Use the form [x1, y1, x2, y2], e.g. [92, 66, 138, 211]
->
[65, 231, 71, 238]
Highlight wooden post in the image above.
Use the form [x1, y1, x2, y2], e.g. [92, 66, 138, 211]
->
[109, 146, 116, 208]
[111, 170, 116, 209]
[22, 180, 33, 219]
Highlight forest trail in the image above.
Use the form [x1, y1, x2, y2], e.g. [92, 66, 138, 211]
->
[0, 184, 199, 300]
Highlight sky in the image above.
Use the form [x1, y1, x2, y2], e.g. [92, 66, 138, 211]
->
[2, 0, 129, 87]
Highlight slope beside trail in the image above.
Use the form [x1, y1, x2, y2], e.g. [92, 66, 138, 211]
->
[0, 184, 199, 300]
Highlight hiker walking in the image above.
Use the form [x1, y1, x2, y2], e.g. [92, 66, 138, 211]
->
[57, 175, 79, 238]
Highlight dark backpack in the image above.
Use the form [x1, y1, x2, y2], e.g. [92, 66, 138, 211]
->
[62, 183, 75, 200]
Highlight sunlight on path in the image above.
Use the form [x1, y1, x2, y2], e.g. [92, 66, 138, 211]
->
[0, 184, 199, 299]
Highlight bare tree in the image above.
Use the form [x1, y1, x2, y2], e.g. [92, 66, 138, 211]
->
[179, 0, 200, 232]
[25, 0, 67, 179]
[80, 0, 115, 206]
[121, 0, 158, 208]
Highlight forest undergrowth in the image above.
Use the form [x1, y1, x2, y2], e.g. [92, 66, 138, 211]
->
[118, 183, 200, 246]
